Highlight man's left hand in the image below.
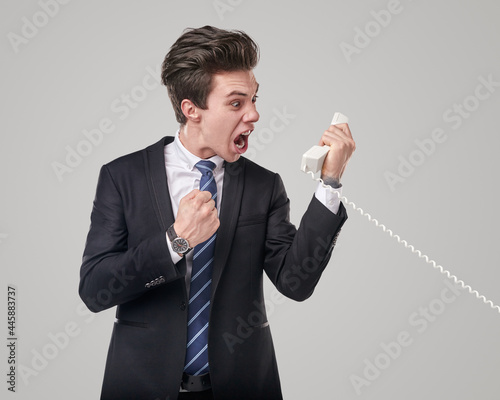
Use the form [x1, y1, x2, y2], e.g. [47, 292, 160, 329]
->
[319, 122, 356, 187]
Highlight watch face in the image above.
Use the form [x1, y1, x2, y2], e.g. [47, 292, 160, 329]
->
[172, 238, 189, 253]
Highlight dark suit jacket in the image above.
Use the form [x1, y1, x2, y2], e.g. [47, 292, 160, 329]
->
[79, 136, 347, 400]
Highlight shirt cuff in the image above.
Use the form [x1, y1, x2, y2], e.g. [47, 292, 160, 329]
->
[165, 232, 183, 264]
[314, 182, 343, 214]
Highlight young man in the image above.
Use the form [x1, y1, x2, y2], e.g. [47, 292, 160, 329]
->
[79, 26, 355, 400]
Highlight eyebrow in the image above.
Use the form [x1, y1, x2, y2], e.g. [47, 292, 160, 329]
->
[226, 83, 260, 97]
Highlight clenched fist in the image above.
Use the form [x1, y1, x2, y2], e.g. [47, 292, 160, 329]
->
[173, 189, 220, 249]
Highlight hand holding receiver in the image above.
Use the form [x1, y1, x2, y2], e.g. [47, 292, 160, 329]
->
[320, 112, 355, 186]
[173, 189, 220, 249]
[301, 112, 355, 186]
[301, 113, 349, 173]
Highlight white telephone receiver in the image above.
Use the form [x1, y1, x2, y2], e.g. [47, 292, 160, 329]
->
[300, 112, 349, 173]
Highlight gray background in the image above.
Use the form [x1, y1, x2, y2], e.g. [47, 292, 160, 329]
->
[1, 0, 499, 398]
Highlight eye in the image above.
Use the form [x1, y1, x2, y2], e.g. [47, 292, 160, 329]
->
[230, 100, 240, 107]
[252, 95, 258, 103]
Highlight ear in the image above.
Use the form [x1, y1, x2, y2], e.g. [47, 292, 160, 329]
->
[181, 99, 201, 123]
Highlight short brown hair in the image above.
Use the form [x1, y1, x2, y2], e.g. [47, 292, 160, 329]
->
[161, 25, 260, 125]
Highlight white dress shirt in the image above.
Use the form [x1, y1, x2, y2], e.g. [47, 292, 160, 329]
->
[164, 130, 343, 290]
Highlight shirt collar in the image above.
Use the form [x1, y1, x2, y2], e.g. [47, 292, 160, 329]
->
[173, 129, 225, 173]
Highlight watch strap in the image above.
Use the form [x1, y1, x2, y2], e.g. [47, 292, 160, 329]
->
[167, 223, 178, 242]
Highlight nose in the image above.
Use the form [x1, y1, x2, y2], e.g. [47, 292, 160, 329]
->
[244, 104, 259, 123]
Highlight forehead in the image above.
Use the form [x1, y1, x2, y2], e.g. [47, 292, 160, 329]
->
[209, 70, 258, 96]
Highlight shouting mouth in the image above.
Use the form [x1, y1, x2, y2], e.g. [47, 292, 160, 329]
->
[234, 130, 252, 152]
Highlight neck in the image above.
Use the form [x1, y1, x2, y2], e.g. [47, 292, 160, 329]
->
[179, 124, 215, 160]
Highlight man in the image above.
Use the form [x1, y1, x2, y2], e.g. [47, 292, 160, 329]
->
[79, 25, 355, 400]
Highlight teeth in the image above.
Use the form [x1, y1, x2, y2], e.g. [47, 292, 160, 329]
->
[235, 131, 250, 149]
[235, 134, 245, 149]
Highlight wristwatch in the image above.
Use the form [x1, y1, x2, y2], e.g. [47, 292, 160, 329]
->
[167, 223, 192, 255]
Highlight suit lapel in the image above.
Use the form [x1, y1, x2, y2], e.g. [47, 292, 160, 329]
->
[211, 158, 245, 298]
[145, 136, 188, 289]
[144, 136, 175, 232]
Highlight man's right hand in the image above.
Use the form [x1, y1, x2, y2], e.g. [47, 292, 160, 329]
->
[173, 189, 220, 249]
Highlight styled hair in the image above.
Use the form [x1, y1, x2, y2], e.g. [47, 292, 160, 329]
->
[161, 25, 260, 125]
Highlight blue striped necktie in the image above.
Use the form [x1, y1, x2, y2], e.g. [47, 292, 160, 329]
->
[184, 160, 217, 376]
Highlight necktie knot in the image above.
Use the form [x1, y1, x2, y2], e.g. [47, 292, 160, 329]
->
[195, 160, 216, 177]
[195, 161, 217, 203]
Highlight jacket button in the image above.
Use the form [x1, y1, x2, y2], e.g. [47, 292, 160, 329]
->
[180, 302, 186, 311]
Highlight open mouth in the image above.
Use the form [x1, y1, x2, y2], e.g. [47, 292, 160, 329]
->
[234, 130, 252, 151]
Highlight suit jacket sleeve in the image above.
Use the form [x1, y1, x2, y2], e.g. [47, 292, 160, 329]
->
[79, 164, 182, 313]
[264, 173, 347, 301]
